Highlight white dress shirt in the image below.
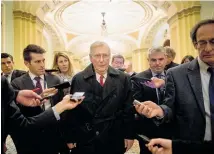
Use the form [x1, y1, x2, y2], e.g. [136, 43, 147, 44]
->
[96, 72, 107, 85]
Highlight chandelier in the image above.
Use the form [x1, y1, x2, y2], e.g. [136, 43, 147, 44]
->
[101, 12, 108, 36]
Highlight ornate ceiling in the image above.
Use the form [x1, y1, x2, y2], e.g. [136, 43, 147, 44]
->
[37, 0, 169, 58]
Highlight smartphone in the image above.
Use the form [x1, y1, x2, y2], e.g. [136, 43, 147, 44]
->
[133, 100, 142, 105]
[70, 92, 85, 101]
[51, 82, 70, 89]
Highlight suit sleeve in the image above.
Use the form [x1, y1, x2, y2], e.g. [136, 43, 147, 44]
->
[160, 70, 176, 123]
[172, 140, 214, 154]
[8, 102, 57, 131]
[131, 77, 146, 101]
[2, 77, 58, 143]
[122, 75, 135, 139]
[60, 75, 79, 143]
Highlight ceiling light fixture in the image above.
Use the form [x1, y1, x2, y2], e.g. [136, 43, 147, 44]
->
[101, 12, 108, 36]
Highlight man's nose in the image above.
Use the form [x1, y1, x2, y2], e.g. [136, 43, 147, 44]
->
[204, 42, 213, 51]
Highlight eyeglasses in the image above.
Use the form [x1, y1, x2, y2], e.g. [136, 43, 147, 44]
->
[196, 39, 214, 49]
[91, 54, 110, 60]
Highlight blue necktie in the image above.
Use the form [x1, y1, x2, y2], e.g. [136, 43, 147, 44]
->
[208, 67, 214, 140]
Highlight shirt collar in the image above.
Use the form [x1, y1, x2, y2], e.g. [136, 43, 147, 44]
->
[29, 71, 45, 81]
[151, 70, 165, 77]
[96, 72, 107, 79]
[3, 70, 13, 76]
[198, 57, 210, 72]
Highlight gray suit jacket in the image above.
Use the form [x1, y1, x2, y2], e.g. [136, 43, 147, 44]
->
[161, 59, 206, 141]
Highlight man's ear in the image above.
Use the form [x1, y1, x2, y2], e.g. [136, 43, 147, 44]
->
[24, 61, 30, 68]
[193, 42, 197, 50]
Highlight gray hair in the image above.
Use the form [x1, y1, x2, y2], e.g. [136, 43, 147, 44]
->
[89, 41, 110, 56]
[147, 47, 166, 59]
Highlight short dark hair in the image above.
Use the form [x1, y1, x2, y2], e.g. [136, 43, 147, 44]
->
[190, 19, 214, 43]
[23, 44, 46, 62]
[112, 54, 125, 63]
[1, 53, 13, 61]
[181, 55, 195, 64]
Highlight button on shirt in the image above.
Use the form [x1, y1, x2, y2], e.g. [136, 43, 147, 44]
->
[29, 72, 51, 110]
[198, 57, 212, 141]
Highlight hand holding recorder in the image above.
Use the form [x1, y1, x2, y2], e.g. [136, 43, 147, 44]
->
[133, 100, 164, 118]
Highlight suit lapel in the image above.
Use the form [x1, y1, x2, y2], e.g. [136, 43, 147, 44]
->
[22, 74, 35, 89]
[11, 70, 16, 81]
[45, 73, 53, 88]
[187, 59, 205, 116]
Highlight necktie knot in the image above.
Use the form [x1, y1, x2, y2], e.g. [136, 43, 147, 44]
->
[34, 76, 41, 82]
[156, 74, 165, 79]
[4, 74, 9, 78]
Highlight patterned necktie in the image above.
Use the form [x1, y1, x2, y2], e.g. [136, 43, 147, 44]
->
[156, 74, 165, 103]
[34, 77, 43, 94]
[100, 75, 104, 87]
[208, 67, 214, 140]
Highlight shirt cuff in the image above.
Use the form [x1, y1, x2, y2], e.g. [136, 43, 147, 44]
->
[52, 106, 60, 120]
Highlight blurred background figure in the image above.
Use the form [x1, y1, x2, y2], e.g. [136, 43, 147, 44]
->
[1, 53, 26, 83]
[52, 52, 74, 82]
[181, 55, 195, 64]
[111, 54, 125, 70]
[124, 61, 136, 77]
[164, 46, 179, 71]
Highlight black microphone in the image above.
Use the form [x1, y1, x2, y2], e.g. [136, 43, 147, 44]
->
[45, 69, 59, 73]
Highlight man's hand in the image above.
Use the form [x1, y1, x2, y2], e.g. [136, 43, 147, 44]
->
[54, 95, 84, 114]
[67, 143, 76, 149]
[40, 88, 58, 98]
[143, 77, 165, 88]
[146, 138, 172, 154]
[124, 139, 134, 152]
[16, 90, 42, 107]
[134, 101, 164, 118]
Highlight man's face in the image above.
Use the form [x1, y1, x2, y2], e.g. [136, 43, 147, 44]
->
[1, 57, 14, 74]
[148, 52, 167, 74]
[195, 23, 214, 66]
[25, 53, 45, 76]
[90, 46, 110, 75]
[111, 57, 124, 69]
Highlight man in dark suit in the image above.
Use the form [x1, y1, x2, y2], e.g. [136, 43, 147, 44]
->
[164, 46, 179, 71]
[1, 53, 26, 83]
[135, 19, 214, 143]
[62, 41, 135, 154]
[2, 76, 83, 154]
[11, 44, 67, 154]
[131, 47, 171, 154]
